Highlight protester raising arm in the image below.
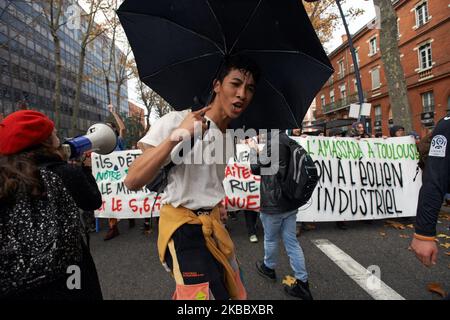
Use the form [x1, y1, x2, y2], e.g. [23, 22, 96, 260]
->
[108, 104, 126, 138]
[124, 106, 210, 190]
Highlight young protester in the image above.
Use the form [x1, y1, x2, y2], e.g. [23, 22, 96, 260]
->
[248, 131, 313, 300]
[125, 55, 260, 300]
[104, 104, 135, 240]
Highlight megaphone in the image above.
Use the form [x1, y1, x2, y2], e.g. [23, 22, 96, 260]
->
[63, 123, 118, 159]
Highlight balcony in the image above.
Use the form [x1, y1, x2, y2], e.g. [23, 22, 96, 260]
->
[322, 92, 367, 115]
[418, 68, 433, 81]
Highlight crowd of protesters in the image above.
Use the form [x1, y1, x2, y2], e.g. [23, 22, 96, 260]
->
[1, 101, 448, 300]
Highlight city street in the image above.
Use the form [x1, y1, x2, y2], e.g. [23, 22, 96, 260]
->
[90, 209, 450, 300]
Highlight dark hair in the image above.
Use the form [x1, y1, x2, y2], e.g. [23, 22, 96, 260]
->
[206, 55, 261, 105]
[216, 55, 261, 84]
[417, 131, 433, 170]
[328, 128, 343, 137]
[0, 141, 63, 203]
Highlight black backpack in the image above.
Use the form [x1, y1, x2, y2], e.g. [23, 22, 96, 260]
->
[280, 137, 319, 207]
[0, 168, 82, 297]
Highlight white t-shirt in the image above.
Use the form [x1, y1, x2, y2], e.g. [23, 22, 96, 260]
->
[139, 110, 234, 210]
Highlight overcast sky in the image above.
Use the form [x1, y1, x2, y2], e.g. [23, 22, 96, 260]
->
[325, 0, 376, 52]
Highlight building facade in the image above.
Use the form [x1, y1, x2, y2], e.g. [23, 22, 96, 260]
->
[0, 0, 128, 138]
[314, 0, 450, 137]
[128, 100, 146, 128]
[302, 99, 317, 132]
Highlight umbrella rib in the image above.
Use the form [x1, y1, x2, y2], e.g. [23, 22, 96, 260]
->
[140, 51, 223, 80]
[118, 10, 225, 55]
[241, 49, 334, 72]
[206, 0, 227, 53]
[229, 0, 263, 54]
[262, 77, 300, 128]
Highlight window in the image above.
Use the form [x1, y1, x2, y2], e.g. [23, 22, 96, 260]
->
[422, 91, 434, 112]
[369, 37, 377, 56]
[374, 105, 382, 121]
[371, 68, 380, 89]
[320, 95, 325, 107]
[415, 1, 429, 27]
[330, 90, 335, 104]
[338, 59, 345, 78]
[418, 43, 432, 70]
[340, 85, 346, 99]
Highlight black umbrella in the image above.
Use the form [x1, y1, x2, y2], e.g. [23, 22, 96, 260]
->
[117, 0, 333, 130]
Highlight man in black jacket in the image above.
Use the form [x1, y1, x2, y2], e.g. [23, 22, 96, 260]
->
[410, 115, 450, 268]
[248, 130, 313, 300]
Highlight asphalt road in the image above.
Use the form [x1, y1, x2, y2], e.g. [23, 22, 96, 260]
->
[89, 210, 450, 300]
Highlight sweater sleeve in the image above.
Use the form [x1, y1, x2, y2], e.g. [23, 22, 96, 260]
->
[415, 118, 450, 237]
[51, 164, 102, 211]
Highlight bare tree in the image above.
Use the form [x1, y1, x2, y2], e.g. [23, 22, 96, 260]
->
[112, 45, 134, 112]
[133, 71, 172, 132]
[1, 1, 79, 129]
[39, 0, 64, 131]
[99, 0, 120, 104]
[70, 0, 107, 136]
[48, 0, 63, 131]
[373, 0, 412, 132]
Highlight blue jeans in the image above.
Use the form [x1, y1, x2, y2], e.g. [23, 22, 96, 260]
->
[260, 210, 308, 282]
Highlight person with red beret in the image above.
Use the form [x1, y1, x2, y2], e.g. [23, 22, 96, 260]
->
[0, 110, 103, 300]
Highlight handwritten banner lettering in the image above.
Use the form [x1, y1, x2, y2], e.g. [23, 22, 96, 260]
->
[92, 136, 422, 221]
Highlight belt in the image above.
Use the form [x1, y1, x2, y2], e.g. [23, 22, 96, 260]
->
[191, 208, 213, 216]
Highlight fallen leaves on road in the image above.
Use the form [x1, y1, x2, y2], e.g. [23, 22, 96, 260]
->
[406, 224, 414, 229]
[399, 234, 410, 239]
[303, 224, 316, 231]
[427, 283, 447, 298]
[445, 252, 450, 256]
[439, 243, 450, 249]
[437, 234, 450, 240]
[379, 232, 387, 237]
[385, 220, 406, 230]
[282, 275, 296, 287]
[438, 213, 450, 221]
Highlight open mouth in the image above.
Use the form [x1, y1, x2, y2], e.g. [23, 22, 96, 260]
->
[232, 103, 243, 111]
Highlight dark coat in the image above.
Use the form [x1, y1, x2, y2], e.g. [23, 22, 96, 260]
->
[250, 131, 300, 214]
[2, 155, 103, 300]
[415, 117, 450, 237]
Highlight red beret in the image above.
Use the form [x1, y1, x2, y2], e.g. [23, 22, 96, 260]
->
[0, 110, 54, 155]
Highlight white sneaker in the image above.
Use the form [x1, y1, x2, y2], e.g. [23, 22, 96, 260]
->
[249, 235, 258, 243]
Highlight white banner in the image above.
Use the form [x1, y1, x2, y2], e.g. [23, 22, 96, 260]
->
[295, 136, 422, 221]
[92, 150, 162, 219]
[92, 136, 422, 222]
[222, 144, 261, 212]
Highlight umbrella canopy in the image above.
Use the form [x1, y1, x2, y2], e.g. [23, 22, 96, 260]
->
[117, 0, 333, 130]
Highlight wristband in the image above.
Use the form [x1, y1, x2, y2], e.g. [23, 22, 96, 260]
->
[413, 233, 436, 242]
